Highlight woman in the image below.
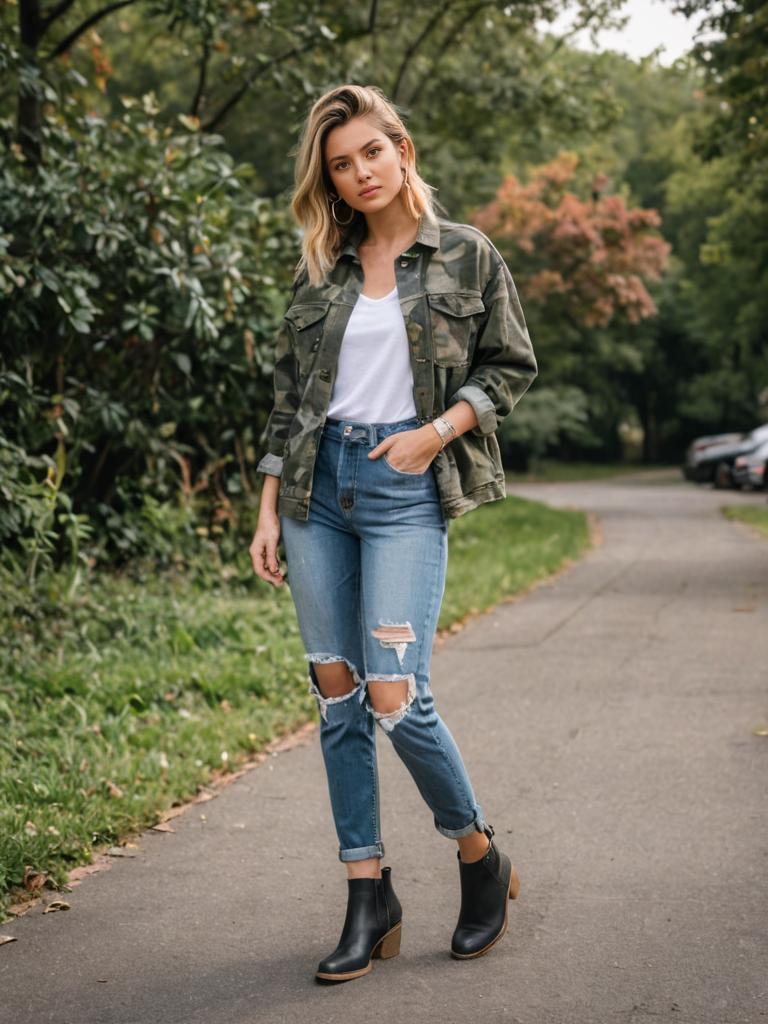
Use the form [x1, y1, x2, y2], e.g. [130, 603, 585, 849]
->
[250, 84, 537, 982]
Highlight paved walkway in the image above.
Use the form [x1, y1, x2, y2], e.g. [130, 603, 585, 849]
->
[2, 470, 766, 1024]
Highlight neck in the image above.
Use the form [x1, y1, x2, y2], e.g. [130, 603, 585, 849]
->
[361, 194, 420, 251]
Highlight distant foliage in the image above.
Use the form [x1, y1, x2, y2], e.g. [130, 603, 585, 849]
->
[473, 151, 671, 328]
[472, 151, 671, 462]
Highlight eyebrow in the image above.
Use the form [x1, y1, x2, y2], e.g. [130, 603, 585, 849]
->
[328, 138, 384, 164]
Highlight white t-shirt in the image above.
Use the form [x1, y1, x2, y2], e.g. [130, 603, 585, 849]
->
[326, 286, 419, 423]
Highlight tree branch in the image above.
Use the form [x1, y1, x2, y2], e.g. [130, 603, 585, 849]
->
[191, 38, 211, 118]
[201, 24, 377, 132]
[40, 0, 77, 33]
[368, 0, 379, 59]
[389, 3, 456, 105]
[44, 0, 137, 60]
[404, 1, 497, 108]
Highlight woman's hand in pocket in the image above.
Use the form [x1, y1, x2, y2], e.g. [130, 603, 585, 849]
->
[368, 424, 442, 474]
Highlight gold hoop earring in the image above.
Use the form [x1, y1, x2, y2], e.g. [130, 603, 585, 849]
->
[328, 192, 354, 226]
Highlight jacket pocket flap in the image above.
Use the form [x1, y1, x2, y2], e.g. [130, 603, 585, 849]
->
[284, 300, 331, 330]
[427, 291, 485, 318]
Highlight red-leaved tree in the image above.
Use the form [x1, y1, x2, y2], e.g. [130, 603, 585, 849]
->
[471, 151, 671, 329]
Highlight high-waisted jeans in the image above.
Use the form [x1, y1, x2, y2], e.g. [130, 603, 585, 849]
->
[280, 415, 489, 862]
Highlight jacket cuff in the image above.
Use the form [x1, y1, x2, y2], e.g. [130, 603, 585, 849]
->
[449, 384, 497, 436]
[256, 452, 284, 477]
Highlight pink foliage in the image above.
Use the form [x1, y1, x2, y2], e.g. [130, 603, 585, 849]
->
[470, 152, 671, 328]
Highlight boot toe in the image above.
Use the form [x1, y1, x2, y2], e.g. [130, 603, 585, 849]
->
[450, 831, 518, 959]
[450, 917, 507, 958]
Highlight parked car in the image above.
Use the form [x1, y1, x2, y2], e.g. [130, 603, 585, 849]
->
[732, 438, 768, 490]
[682, 431, 743, 482]
[683, 424, 768, 486]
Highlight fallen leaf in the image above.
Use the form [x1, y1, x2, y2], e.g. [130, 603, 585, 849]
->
[0, 935, 18, 945]
[23, 868, 48, 891]
[43, 900, 70, 913]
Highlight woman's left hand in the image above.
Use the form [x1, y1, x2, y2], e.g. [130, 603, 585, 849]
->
[368, 424, 443, 474]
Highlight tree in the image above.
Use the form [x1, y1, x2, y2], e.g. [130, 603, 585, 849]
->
[471, 151, 671, 461]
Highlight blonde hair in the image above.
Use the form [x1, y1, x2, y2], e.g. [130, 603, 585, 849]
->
[290, 84, 445, 288]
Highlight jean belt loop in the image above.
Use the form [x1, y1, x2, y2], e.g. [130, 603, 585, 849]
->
[368, 423, 378, 447]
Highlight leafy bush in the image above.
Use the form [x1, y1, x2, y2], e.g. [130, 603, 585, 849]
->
[0, 84, 299, 581]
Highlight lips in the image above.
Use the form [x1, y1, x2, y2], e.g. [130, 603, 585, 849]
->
[359, 186, 380, 197]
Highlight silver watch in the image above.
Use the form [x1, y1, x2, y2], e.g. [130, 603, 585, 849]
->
[431, 415, 457, 449]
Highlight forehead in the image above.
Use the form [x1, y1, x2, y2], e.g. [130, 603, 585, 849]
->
[324, 117, 387, 160]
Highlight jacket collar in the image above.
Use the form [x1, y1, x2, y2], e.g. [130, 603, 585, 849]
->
[338, 206, 440, 262]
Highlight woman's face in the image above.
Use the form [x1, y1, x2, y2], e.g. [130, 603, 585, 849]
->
[325, 116, 407, 216]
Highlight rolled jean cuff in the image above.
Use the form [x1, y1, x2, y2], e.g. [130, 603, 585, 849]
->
[433, 805, 488, 839]
[338, 842, 385, 862]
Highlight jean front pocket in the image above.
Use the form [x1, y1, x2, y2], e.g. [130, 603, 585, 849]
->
[382, 452, 430, 477]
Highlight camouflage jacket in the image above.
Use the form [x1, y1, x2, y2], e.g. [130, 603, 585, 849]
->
[256, 208, 538, 521]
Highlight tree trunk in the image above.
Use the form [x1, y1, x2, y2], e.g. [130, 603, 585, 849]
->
[17, 0, 44, 164]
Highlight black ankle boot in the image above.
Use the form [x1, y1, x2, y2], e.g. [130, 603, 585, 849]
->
[450, 824, 520, 959]
[315, 866, 403, 982]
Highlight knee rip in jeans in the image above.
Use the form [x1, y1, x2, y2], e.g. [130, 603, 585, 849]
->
[305, 654, 363, 722]
[371, 621, 416, 668]
[364, 673, 417, 733]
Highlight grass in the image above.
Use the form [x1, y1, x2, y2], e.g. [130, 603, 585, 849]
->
[506, 460, 673, 483]
[721, 504, 768, 537]
[0, 493, 590, 921]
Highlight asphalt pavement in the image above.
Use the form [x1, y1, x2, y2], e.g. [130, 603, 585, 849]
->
[2, 469, 766, 1024]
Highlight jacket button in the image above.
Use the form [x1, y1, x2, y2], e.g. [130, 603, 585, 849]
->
[319, 368, 330, 381]
[400, 260, 408, 268]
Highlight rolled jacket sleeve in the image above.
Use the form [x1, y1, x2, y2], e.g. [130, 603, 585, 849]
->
[448, 256, 538, 437]
[256, 317, 300, 478]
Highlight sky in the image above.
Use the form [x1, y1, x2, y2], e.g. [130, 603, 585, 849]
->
[540, 0, 713, 66]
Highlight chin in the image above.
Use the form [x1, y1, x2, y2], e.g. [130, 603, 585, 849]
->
[351, 189, 392, 211]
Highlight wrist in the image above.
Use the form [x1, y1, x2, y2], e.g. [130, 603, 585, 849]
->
[422, 423, 443, 451]
[258, 503, 279, 526]
[430, 415, 457, 450]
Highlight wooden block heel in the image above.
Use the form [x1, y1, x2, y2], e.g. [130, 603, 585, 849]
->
[509, 864, 521, 900]
[373, 921, 402, 959]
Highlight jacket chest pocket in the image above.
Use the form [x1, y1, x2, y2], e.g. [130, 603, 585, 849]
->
[284, 300, 332, 374]
[427, 291, 485, 367]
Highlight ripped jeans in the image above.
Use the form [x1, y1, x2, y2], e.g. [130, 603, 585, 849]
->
[280, 415, 489, 862]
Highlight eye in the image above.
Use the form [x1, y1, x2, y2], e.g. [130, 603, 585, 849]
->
[333, 147, 381, 172]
